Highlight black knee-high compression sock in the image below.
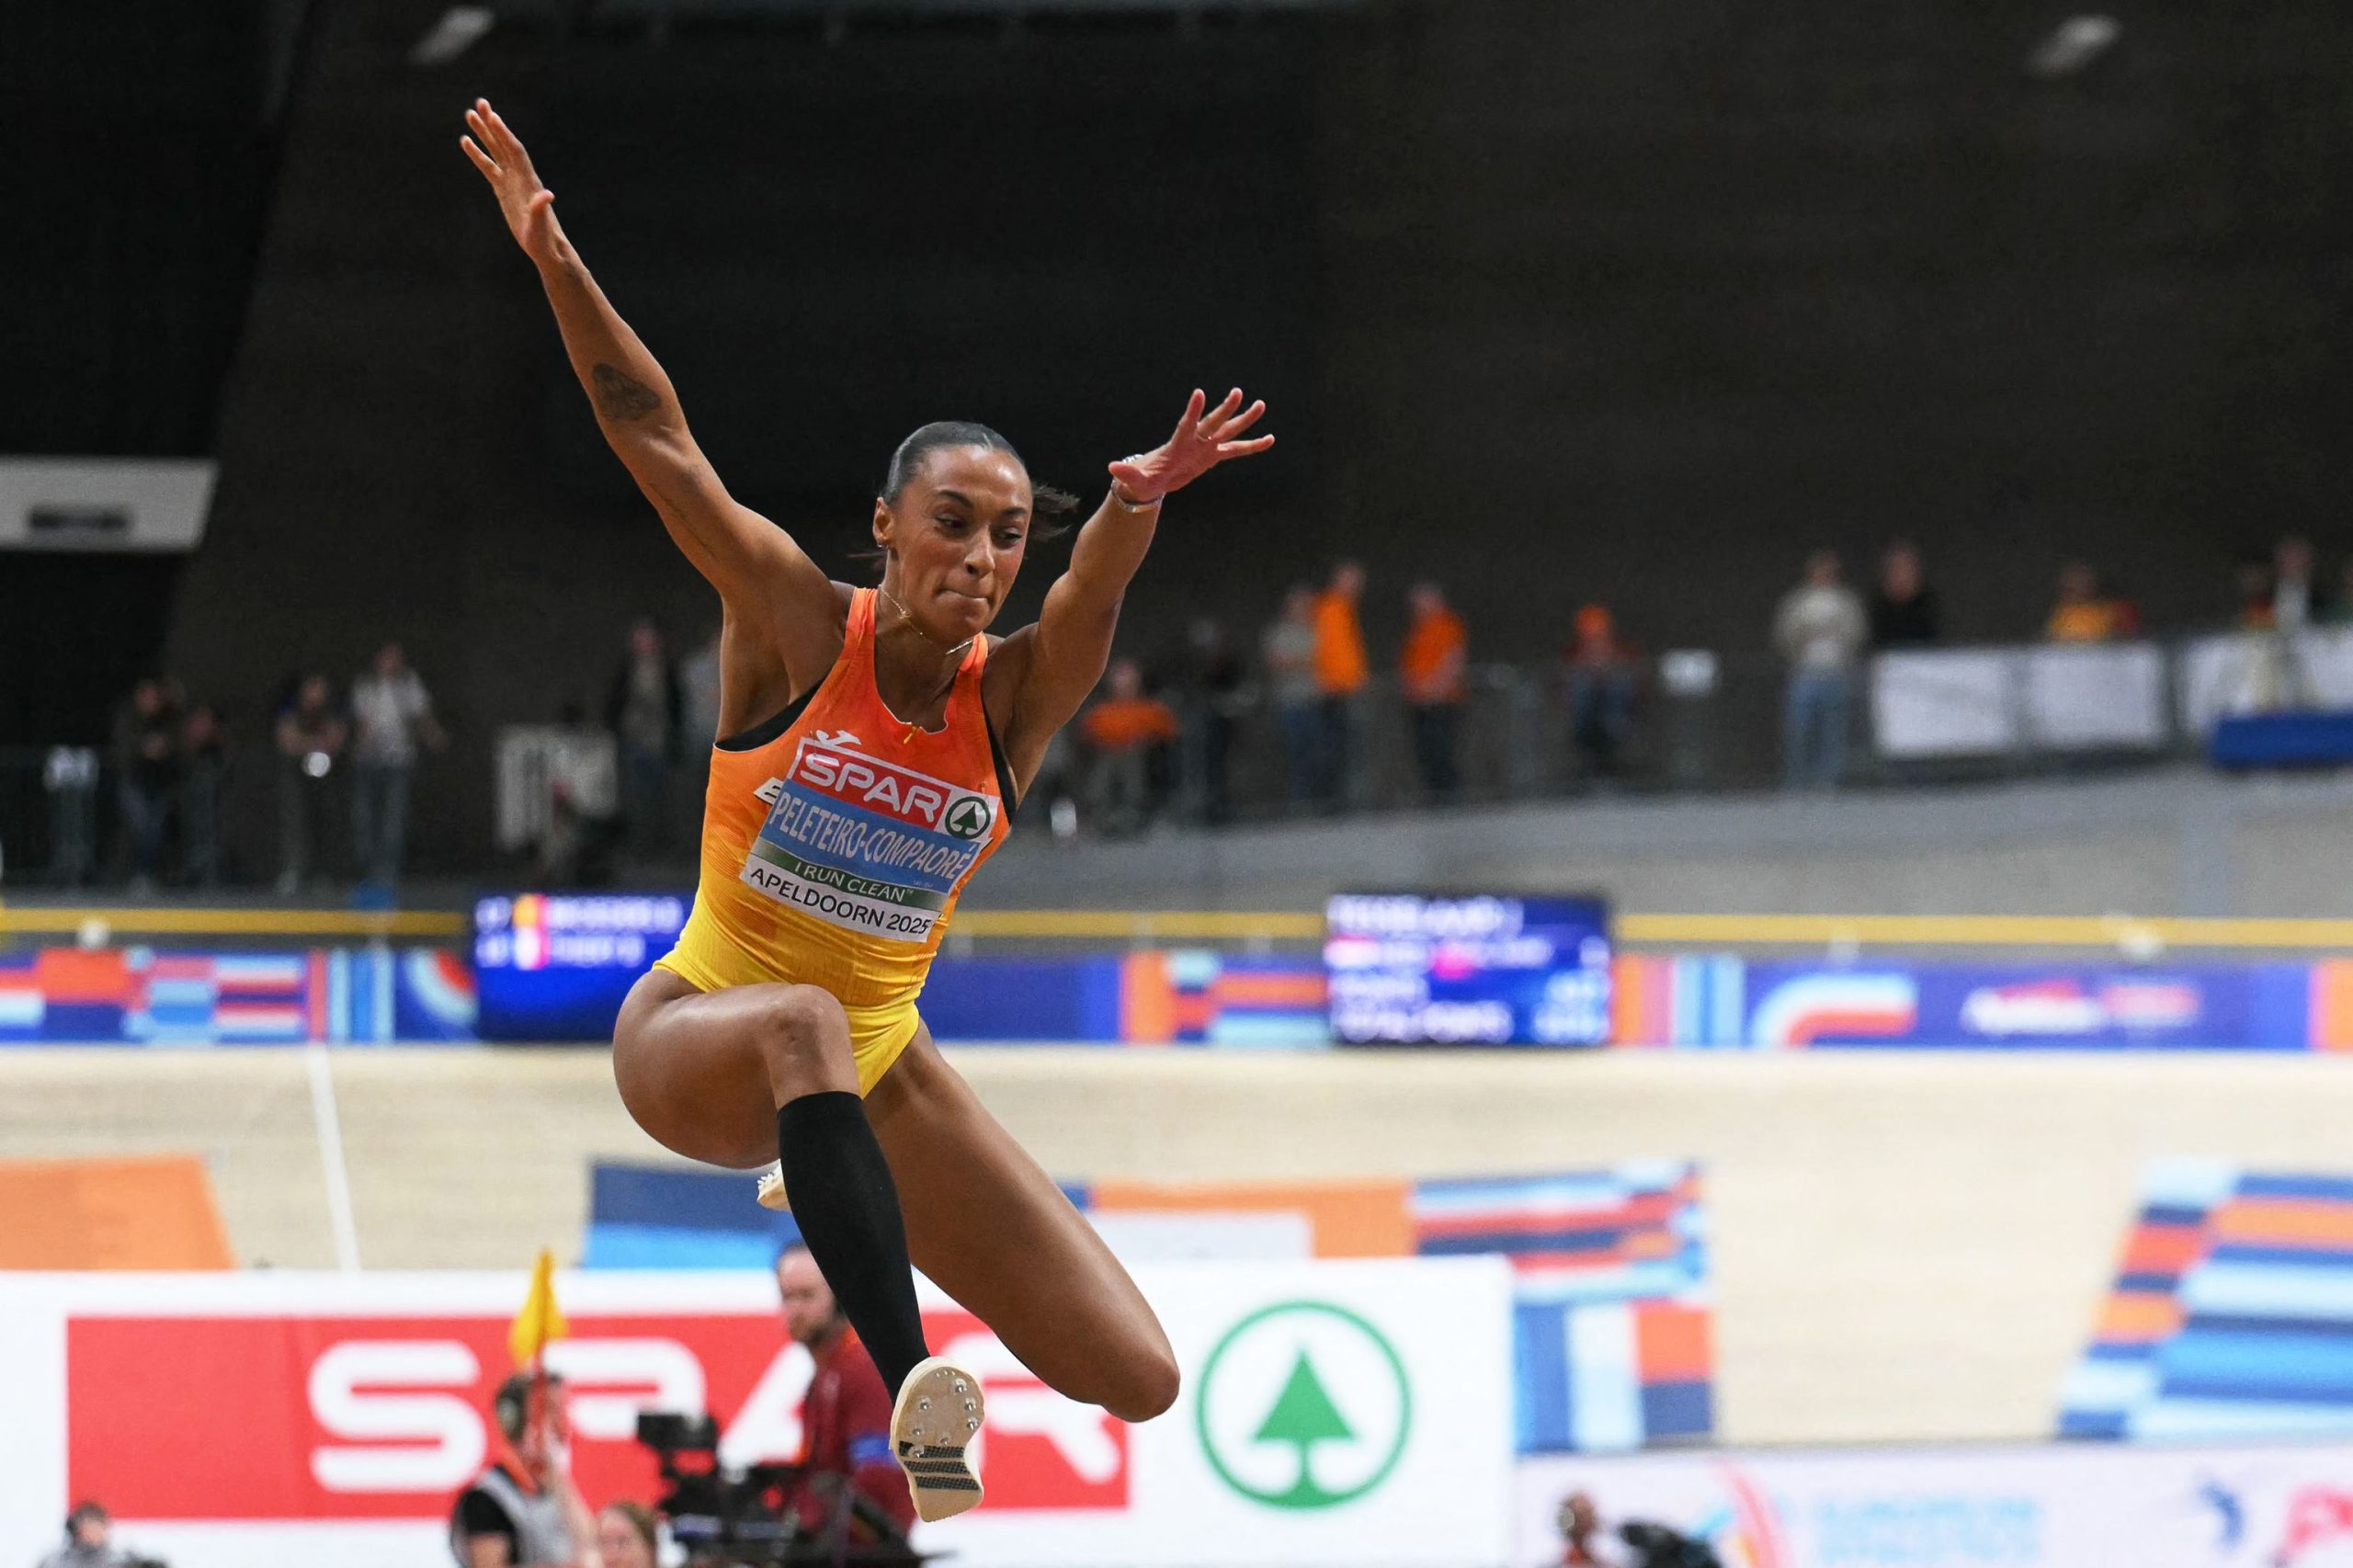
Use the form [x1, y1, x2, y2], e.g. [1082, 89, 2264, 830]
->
[777, 1091, 930, 1394]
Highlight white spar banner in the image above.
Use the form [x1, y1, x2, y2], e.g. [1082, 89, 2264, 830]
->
[1517, 1438, 2353, 1568]
[927, 1255, 1516, 1568]
[0, 1257, 1514, 1568]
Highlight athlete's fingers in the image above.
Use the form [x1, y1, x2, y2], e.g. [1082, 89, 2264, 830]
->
[1196, 387, 1243, 434]
[477, 100, 517, 160]
[1206, 399, 1267, 441]
[1217, 435, 1276, 459]
[460, 135, 500, 180]
[1176, 388, 1206, 437]
[487, 106, 536, 177]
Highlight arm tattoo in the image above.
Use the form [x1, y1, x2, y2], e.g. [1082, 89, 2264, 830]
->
[591, 362, 663, 422]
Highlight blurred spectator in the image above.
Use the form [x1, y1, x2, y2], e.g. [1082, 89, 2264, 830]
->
[1565, 604, 1639, 778]
[1079, 660, 1178, 837]
[1260, 585, 1323, 810]
[1399, 582, 1468, 803]
[111, 677, 181, 893]
[1867, 542, 1940, 648]
[772, 1244, 918, 1543]
[1029, 730, 1083, 841]
[2270, 535, 2333, 633]
[532, 779, 588, 886]
[2234, 559, 2277, 630]
[274, 676, 347, 895]
[680, 623, 723, 825]
[1773, 551, 1865, 790]
[2254, 537, 2335, 711]
[596, 1504, 658, 1568]
[1313, 562, 1370, 809]
[606, 617, 684, 859]
[350, 642, 444, 889]
[2044, 562, 2139, 642]
[1178, 618, 1245, 824]
[178, 702, 230, 889]
[449, 1370, 596, 1568]
[680, 624, 722, 747]
[1554, 1491, 1629, 1568]
[39, 1501, 138, 1568]
[43, 746, 99, 888]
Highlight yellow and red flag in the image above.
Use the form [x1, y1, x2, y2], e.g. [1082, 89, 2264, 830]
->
[507, 1247, 568, 1368]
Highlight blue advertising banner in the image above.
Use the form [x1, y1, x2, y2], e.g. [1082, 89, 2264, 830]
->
[1736, 960, 2318, 1051]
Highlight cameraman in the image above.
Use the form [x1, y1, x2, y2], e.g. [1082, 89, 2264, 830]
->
[37, 1502, 146, 1568]
[774, 1243, 918, 1542]
[449, 1371, 602, 1568]
[1555, 1492, 1631, 1568]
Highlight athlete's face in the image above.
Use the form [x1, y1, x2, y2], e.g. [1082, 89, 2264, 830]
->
[873, 446, 1033, 643]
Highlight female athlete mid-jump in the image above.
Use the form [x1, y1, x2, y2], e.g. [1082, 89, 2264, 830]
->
[460, 100, 1272, 1521]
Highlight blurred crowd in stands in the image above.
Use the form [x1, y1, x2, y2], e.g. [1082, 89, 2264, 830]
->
[19, 534, 2353, 890]
[42, 643, 447, 895]
[1768, 533, 2344, 790]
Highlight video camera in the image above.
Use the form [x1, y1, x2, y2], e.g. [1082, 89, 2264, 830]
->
[633, 1410, 919, 1567]
[1620, 1520, 1725, 1568]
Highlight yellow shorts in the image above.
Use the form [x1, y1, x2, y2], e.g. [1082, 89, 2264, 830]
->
[652, 947, 923, 1097]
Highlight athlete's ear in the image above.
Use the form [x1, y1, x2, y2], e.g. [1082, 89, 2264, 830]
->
[870, 496, 895, 554]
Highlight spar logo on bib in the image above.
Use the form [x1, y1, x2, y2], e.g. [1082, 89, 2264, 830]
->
[739, 733, 998, 942]
[789, 733, 996, 839]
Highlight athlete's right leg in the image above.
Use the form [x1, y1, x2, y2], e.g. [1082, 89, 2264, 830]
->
[611, 969, 938, 1402]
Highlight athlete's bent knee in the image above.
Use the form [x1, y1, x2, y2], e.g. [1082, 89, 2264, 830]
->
[753, 985, 857, 1101]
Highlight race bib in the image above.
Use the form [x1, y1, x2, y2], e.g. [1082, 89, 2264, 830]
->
[740, 732, 998, 943]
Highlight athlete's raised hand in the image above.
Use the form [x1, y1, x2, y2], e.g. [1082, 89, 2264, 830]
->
[1108, 388, 1275, 505]
[460, 98, 564, 267]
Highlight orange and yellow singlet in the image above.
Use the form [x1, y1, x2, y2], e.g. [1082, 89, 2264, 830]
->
[655, 588, 1015, 1092]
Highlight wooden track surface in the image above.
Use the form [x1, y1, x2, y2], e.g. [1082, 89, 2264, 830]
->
[4, 1045, 2350, 1444]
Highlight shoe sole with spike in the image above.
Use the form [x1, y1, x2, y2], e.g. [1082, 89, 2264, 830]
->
[892, 1356, 985, 1522]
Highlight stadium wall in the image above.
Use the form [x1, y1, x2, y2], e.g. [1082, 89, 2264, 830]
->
[973, 768, 2353, 920]
[161, 0, 2353, 872]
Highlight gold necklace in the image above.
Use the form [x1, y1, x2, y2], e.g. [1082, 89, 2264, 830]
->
[876, 585, 971, 742]
[878, 584, 976, 660]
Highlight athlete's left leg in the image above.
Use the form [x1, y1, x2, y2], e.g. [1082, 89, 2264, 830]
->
[866, 1025, 1180, 1423]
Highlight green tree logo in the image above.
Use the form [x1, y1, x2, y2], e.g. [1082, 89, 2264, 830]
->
[1195, 1301, 1411, 1510]
[1252, 1349, 1358, 1506]
[943, 795, 993, 840]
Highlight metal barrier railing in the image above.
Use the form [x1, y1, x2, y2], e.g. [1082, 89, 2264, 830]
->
[6, 630, 2320, 886]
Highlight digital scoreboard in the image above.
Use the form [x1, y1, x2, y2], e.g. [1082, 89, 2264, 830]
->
[1323, 892, 1613, 1047]
[472, 892, 689, 1041]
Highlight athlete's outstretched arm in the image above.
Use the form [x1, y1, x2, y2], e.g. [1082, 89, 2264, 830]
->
[459, 99, 839, 687]
[998, 389, 1273, 766]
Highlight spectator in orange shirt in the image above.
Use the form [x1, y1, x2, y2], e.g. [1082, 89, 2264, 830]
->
[1313, 562, 1369, 810]
[2045, 562, 2141, 642]
[1399, 582, 1468, 803]
[1565, 603, 1639, 779]
[1079, 659, 1178, 836]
